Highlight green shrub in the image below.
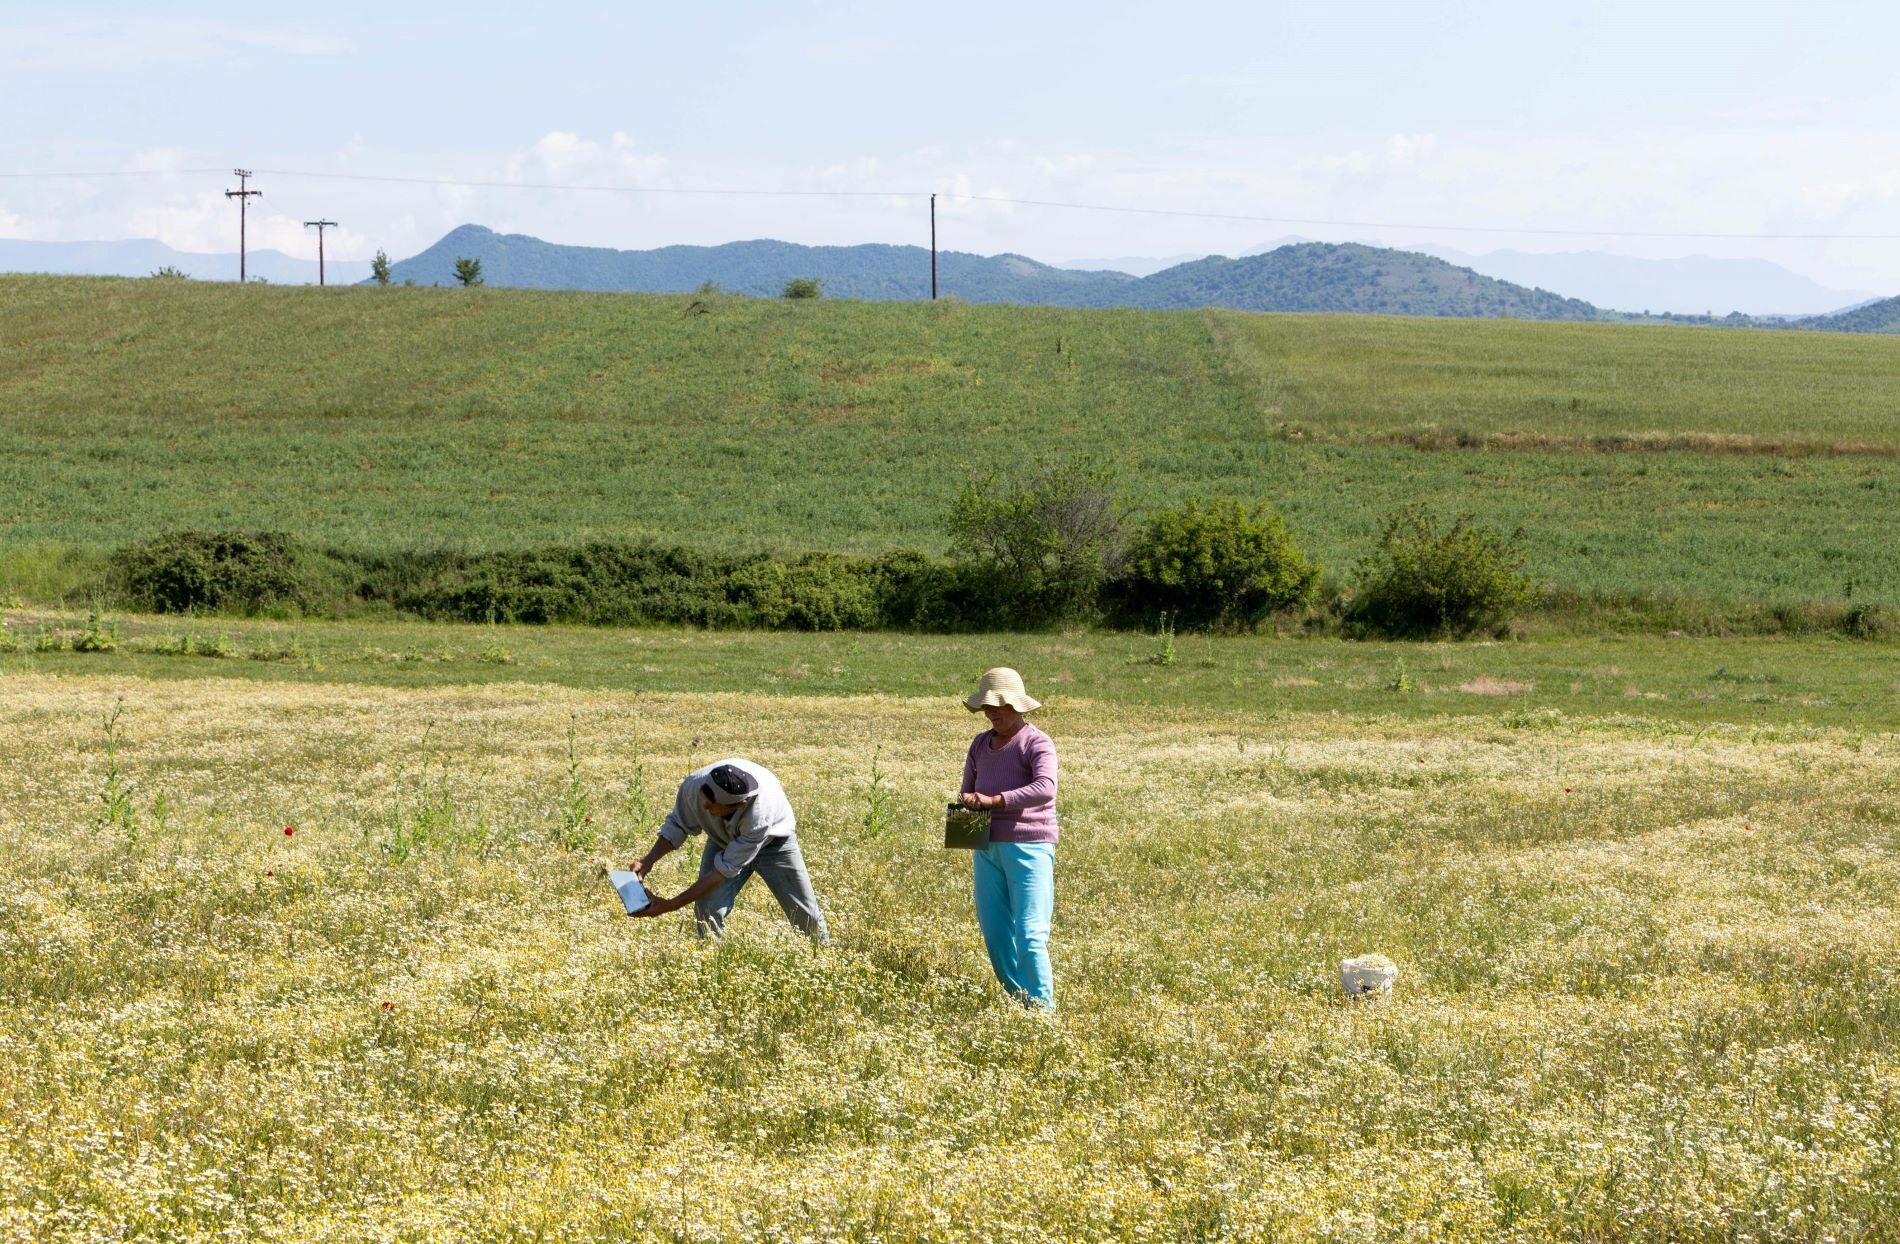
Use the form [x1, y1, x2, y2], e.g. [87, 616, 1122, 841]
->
[1842, 602, 1895, 640]
[105, 531, 351, 616]
[866, 550, 952, 629]
[1110, 498, 1320, 629]
[783, 278, 822, 300]
[865, 551, 1017, 632]
[1349, 506, 1539, 637]
[383, 543, 743, 627]
[380, 542, 893, 630]
[728, 552, 880, 630]
[944, 461, 1124, 625]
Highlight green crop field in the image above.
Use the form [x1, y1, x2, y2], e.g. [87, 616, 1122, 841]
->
[5, 273, 1900, 1238]
[2, 627, 1897, 1240]
[2, 275, 1897, 610]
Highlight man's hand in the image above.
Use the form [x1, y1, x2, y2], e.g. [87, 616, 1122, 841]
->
[630, 892, 677, 918]
[591, 854, 656, 879]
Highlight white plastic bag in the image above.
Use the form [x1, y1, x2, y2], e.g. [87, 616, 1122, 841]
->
[1339, 954, 1397, 999]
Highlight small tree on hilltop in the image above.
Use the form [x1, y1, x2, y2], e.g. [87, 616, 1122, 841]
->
[783, 277, 821, 300]
[453, 256, 484, 287]
[148, 265, 189, 279]
[371, 250, 391, 286]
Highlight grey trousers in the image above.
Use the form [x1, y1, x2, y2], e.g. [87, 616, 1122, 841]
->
[696, 835, 830, 944]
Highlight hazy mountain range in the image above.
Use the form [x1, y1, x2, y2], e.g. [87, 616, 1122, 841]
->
[0, 237, 371, 286]
[1064, 239, 1876, 317]
[385, 225, 1601, 320]
[3, 225, 1893, 331]
[1405, 246, 1873, 318]
[1079, 238, 1877, 317]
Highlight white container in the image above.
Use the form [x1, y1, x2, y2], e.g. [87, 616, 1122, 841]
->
[1339, 954, 1398, 999]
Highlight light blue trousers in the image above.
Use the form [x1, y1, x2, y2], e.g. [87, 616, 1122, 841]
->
[973, 841, 1055, 1008]
[696, 836, 830, 944]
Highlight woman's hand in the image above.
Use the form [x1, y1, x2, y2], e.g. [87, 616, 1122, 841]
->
[959, 792, 996, 811]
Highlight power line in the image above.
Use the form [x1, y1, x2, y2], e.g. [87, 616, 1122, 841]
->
[241, 169, 1900, 242]
[952, 193, 1900, 242]
[0, 168, 227, 178]
[254, 168, 914, 199]
[4, 163, 1898, 242]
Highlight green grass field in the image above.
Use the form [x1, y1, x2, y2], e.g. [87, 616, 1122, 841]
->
[6, 609, 1899, 730]
[3, 276, 1897, 609]
[3, 627, 1896, 1240]
[7, 272, 1899, 1240]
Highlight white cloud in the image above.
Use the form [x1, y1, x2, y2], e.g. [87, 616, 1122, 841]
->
[1319, 149, 1375, 176]
[124, 191, 239, 254]
[1384, 134, 1437, 165]
[504, 131, 671, 188]
[0, 18, 348, 73]
[7, 126, 1900, 290]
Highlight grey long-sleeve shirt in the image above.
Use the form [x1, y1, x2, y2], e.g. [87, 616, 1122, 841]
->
[657, 758, 797, 879]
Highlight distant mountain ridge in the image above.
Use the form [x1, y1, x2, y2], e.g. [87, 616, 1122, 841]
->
[0, 237, 369, 285]
[387, 225, 1604, 321]
[383, 226, 1125, 303]
[1797, 294, 1900, 333]
[1064, 240, 1876, 318]
[1413, 245, 1877, 318]
[9, 224, 1888, 331]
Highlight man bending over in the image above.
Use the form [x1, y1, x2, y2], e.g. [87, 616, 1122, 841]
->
[625, 759, 829, 944]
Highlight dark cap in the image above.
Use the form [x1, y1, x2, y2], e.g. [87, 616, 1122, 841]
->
[701, 763, 759, 806]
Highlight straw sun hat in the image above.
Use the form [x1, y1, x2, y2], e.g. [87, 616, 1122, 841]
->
[964, 667, 1042, 713]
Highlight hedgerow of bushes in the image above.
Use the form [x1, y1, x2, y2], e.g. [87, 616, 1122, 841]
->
[102, 534, 1002, 631]
[97, 470, 1557, 637]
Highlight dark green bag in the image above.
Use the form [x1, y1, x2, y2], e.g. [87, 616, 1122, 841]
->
[944, 802, 991, 850]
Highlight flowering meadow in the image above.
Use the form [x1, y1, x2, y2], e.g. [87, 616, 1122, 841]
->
[1, 667, 1896, 1241]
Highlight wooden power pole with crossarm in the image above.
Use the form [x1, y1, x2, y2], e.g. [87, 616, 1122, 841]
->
[304, 219, 338, 286]
[225, 169, 262, 283]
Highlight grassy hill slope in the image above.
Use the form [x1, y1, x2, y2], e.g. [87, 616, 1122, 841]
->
[2, 275, 1897, 607]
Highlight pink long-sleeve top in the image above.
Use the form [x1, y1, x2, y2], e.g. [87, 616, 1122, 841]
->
[961, 723, 1059, 843]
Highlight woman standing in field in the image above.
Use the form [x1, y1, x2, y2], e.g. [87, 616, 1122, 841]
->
[957, 667, 1058, 1010]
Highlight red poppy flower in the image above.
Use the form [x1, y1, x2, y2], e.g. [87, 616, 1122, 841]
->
[265, 870, 274, 878]
[380, 1001, 395, 1011]
[1563, 787, 1572, 793]
[284, 826, 295, 836]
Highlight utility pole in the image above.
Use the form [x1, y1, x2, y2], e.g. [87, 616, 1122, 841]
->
[930, 193, 937, 301]
[303, 219, 338, 286]
[225, 169, 261, 283]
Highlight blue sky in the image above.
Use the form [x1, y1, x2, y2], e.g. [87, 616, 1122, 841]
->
[4, 0, 1899, 287]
